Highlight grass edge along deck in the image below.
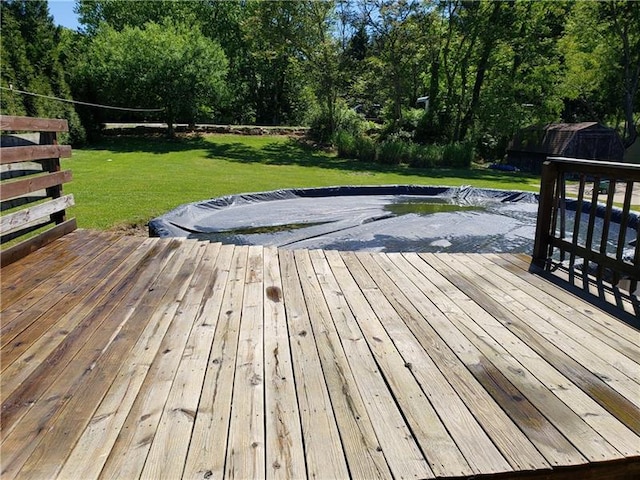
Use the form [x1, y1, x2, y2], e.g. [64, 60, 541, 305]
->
[1, 230, 639, 480]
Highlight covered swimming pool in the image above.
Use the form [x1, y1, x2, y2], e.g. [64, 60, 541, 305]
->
[149, 186, 538, 252]
[149, 185, 637, 255]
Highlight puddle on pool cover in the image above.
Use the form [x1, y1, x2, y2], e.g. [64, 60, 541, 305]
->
[214, 221, 329, 235]
[385, 200, 483, 216]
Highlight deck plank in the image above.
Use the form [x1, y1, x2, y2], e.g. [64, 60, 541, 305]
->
[493, 253, 640, 348]
[297, 249, 394, 480]
[434, 253, 640, 448]
[225, 245, 267, 480]
[0, 231, 110, 309]
[465, 254, 640, 417]
[1, 231, 638, 480]
[343, 251, 512, 475]
[58, 243, 230, 480]
[324, 249, 472, 478]
[1, 238, 166, 432]
[278, 249, 351, 480]
[400, 252, 590, 467]
[182, 245, 249, 480]
[420, 253, 636, 461]
[15, 242, 206, 480]
[1, 236, 146, 365]
[94, 241, 208, 480]
[308, 249, 432, 480]
[140, 242, 225, 480]
[463, 254, 640, 386]
[2, 239, 187, 479]
[263, 246, 306, 480]
[363, 251, 551, 472]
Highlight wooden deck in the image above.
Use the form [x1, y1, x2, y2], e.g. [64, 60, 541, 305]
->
[1, 229, 639, 479]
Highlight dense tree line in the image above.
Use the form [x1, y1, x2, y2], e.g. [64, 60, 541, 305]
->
[0, 0, 85, 143]
[1, 0, 638, 158]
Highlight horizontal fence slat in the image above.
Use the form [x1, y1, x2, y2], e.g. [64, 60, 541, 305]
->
[548, 156, 640, 180]
[1, 194, 74, 233]
[0, 218, 76, 267]
[1, 170, 73, 201]
[550, 237, 639, 279]
[1, 219, 52, 244]
[0, 145, 72, 164]
[0, 115, 69, 133]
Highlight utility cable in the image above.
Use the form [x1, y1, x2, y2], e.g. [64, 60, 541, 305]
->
[1, 85, 164, 112]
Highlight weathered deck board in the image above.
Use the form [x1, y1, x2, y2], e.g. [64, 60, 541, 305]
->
[1, 230, 639, 480]
[361, 251, 551, 471]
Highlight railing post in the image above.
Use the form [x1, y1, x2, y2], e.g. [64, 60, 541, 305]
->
[40, 130, 66, 225]
[533, 160, 558, 268]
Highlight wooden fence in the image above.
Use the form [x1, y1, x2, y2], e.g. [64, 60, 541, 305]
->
[1, 115, 76, 267]
[533, 156, 640, 293]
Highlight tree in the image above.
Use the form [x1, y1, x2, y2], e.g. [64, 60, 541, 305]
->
[471, 0, 568, 154]
[80, 21, 228, 136]
[599, 1, 639, 146]
[0, 0, 86, 143]
[560, 1, 640, 147]
[360, 0, 429, 125]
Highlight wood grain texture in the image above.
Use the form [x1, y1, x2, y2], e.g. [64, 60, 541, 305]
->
[0, 170, 72, 201]
[0, 145, 72, 164]
[1, 231, 638, 480]
[1, 195, 74, 233]
[0, 115, 68, 132]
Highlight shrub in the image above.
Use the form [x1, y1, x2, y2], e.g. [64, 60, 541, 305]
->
[309, 99, 366, 143]
[377, 138, 412, 165]
[333, 130, 357, 158]
[409, 143, 440, 168]
[442, 141, 474, 168]
[398, 107, 425, 133]
[354, 135, 376, 163]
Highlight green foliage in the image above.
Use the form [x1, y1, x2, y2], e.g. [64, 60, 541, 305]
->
[377, 138, 411, 165]
[309, 100, 366, 143]
[80, 20, 227, 135]
[0, 0, 85, 144]
[334, 130, 474, 169]
[559, 1, 640, 145]
[76, 0, 331, 127]
[354, 134, 377, 163]
[5, 0, 637, 156]
[333, 130, 357, 158]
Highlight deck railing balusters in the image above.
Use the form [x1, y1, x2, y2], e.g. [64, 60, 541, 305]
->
[533, 157, 640, 295]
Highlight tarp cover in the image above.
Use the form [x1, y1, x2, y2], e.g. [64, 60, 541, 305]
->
[149, 185, 545, 253]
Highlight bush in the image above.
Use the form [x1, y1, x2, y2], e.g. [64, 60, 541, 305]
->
[442, 141, 474, 168]
[332, 121, 473, 169]
[406, 142, 474, 169]
[333, 130, 357, 158]
[409, 143, 440, 168]
[309, 99, 366, 143]
[377, 138, 412, 165]
[354, 135, 376, 163]
[398, 108, 425, 133]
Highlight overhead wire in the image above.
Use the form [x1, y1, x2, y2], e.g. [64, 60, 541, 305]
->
[0, 85, 164, 112]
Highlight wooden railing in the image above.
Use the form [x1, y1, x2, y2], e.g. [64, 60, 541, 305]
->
[1, 115, 76, 266]
[533, 156, 639, 293]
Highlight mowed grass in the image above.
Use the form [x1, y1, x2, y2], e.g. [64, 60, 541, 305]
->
[62, 134, 541, 230]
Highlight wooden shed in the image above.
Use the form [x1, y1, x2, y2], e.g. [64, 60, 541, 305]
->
[507, 122, 625, 173]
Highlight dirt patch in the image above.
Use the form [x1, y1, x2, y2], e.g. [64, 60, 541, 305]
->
[109, 222, 148, 237]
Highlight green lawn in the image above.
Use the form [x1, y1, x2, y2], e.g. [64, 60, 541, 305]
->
[62, 134, 541, 230]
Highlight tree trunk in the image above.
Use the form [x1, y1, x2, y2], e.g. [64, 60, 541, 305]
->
[166, 105, 175, 138]
[459, 2, 502, 141]
[427, 58, 440, 123]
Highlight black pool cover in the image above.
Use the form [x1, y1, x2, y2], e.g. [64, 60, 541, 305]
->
[149, 185, 545, 253]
